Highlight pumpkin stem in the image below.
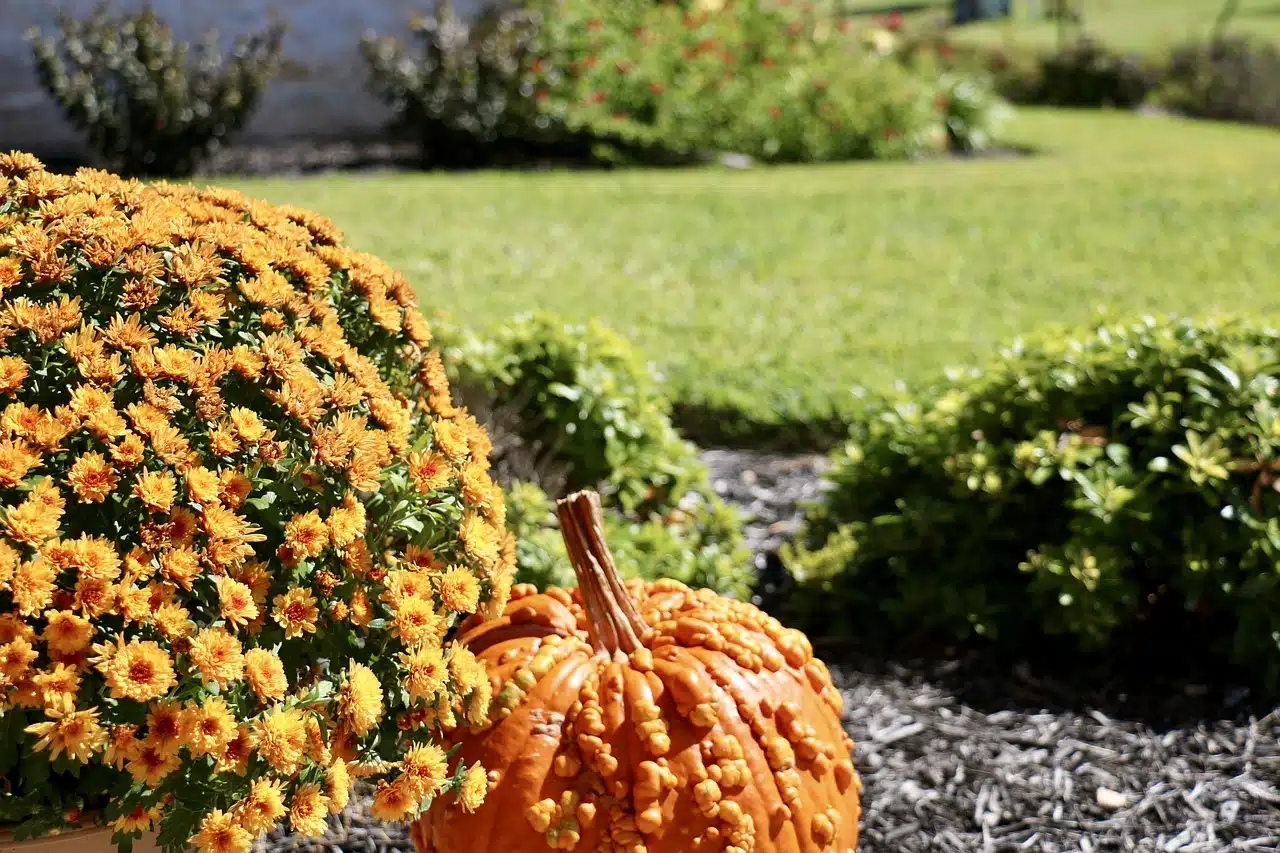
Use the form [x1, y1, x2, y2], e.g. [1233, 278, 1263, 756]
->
[556, 490, 648, 655]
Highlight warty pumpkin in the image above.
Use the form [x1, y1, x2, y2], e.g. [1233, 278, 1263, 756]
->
[413, 490, 861, 853]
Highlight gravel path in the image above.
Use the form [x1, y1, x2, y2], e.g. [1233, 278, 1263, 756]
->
[259, 447, 1280, 853]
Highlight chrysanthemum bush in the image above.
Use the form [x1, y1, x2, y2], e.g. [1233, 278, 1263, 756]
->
[0, 152, 514, 851]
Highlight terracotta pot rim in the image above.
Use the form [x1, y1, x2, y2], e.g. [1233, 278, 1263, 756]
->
[0, 815, 110, 844]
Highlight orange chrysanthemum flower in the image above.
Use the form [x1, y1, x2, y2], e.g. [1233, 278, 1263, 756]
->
[100, 640, 176, 702]
[42, 609, 94, 656]
[243, 648, 288, 701]
[233, 778, 286, 835]
[189, 809, 252, 853]
[185, 696, 238, 760]
[336, 661, 384, 737]
[187, 627, 244, 686]
[271, 587, 319, 639]
[64, 452, 118, 503]
[133, 469, 176, 513]
[369, 778, 415, 822]
[288, 783, 330, 838]
[282, 510, 328, 561]
[253, 706, 307, 775]
[215, 576, 259, 629]
[145, 700, 190, 757]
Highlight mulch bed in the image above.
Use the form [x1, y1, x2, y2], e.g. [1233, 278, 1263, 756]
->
[840, 653, 1280, 853]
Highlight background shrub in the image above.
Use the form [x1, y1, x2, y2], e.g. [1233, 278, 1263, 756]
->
[361, 0, 595, 167]
[506, 480, 755, 599]
[1030, 36, 1155, 108]
[436, 311, 705, 514]
[785, 314, 1280, 688]
[28, 1, 285, 177]
[1157, 36, 1280, 127]
[526, 0, 1005, 162]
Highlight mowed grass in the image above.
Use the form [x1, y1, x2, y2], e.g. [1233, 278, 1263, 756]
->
[846, 0, 1280, 50]
[231, 109, 1280, 444]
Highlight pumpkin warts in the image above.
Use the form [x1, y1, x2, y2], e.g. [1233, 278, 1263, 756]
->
[417, 490, 862, 853]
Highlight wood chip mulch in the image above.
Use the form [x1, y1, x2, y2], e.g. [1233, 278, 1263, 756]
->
[838, 652, 1280, 853]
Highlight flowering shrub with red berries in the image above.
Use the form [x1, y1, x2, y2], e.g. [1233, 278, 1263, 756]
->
[0, 153, 514, 852]
[527, 0, 1006, 162]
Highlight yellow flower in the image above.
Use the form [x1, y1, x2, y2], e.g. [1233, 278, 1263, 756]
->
[32, 663, 81, 712]
[145, 700, 190, 757]
[435, 567, 480, 613]
[126, 741, 181, 786]
[101, 640, 177, 702]
[391, 596, 442, 649]
[184, 465, 221, 504]
[272, 587, 319, 638]
[288, 783, 330, 838]
[252, 706, 307, 775]
[133, 469, 176, 513]
[325, 759, 351, 814]
[65, 451, 118, 503]
[190, 809, 252, 853]
[217, 723, 253, 776]
[152, 602, 193, 640]
[407, 450, 452, 494]
[243, 647, 288, 701]
[186, 696, 238, 759]
[0, 635, 39, 681]
[336, 661, 384, 737]
[369, 778, 414, 822]
[325, 492, 366, 547]
[73, 575, 116, 618]
[432, 419, 468, 462]
[187, 627, 244, 686]
[111, 804, 161, 834]
[228, 407, 266, 443]
[25, 705, 107, 762]
[282, 510, 328, 560]
[4, 478, 65, 544]
[400, 743, 448, 800]
[215, 576, 259, 629]
[104, 724, 140, 770]
[42, 609, 94, 655]
[458, 762, 488, 812]
[398, 645, 448, 703]
[232, 778, 286, 835]
[11, 557, 56, 615]
[158, 546, 201, 590]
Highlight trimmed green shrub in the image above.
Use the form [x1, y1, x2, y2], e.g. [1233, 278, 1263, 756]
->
[361, 0, 591, 167]
[28, 1, 285, 177]
[436, 312, 704, 514]
[1157, 36, 1280, 127]
[506, 480, 755, 599]
[785, 314, 1280, 686]
[526, 0, 1006, 162]
[1031, 36, 1155, 108]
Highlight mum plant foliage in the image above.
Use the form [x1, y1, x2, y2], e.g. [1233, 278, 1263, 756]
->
[0, 153, 514, 850]
[786, 314, 1280, 686]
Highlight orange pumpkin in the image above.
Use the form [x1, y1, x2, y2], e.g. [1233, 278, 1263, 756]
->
[413, 490, 861, 853]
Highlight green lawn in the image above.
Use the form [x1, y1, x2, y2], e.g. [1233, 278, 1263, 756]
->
[231, 109, 1280, 445]
[846, 0, 1280, 50]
